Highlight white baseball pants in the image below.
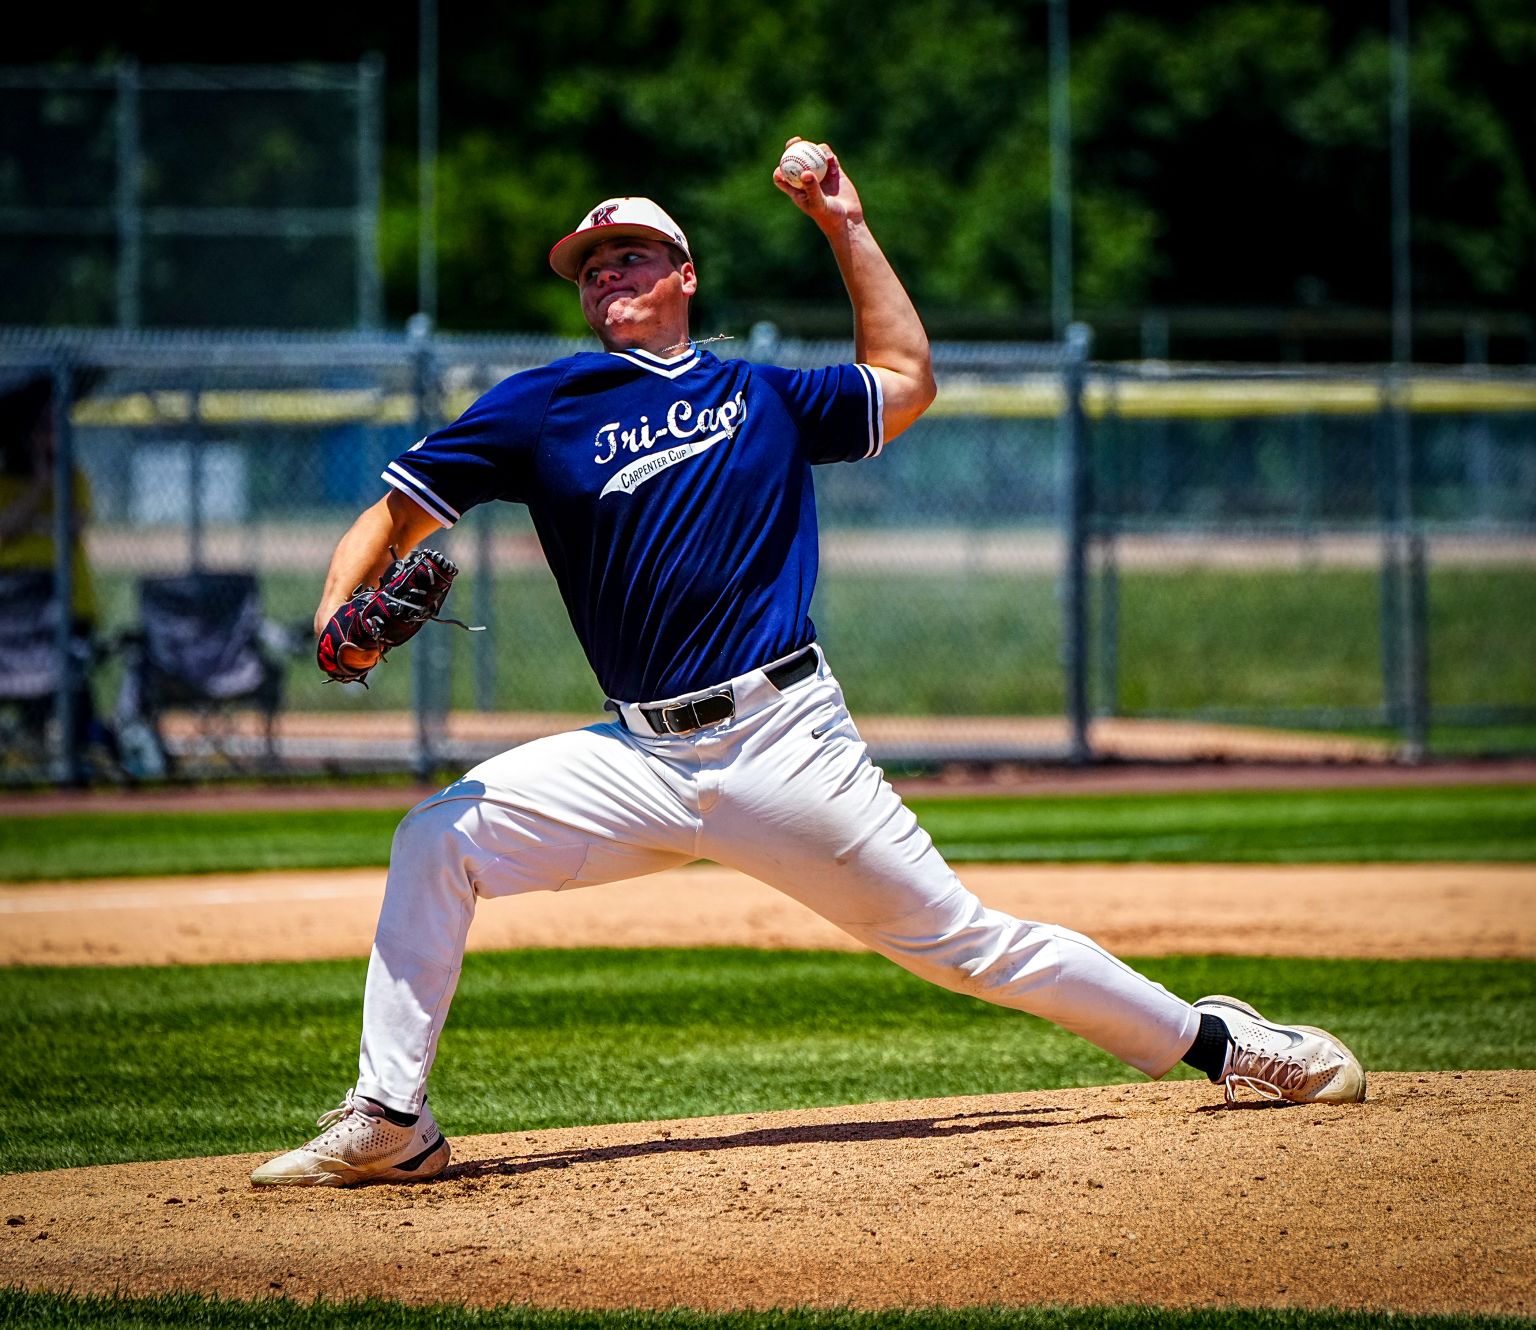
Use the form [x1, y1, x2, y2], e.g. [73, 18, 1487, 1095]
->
[354, 646, 1200, 1113]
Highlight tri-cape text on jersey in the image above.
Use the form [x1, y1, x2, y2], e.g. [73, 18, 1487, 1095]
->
[594, 389, 748, 497]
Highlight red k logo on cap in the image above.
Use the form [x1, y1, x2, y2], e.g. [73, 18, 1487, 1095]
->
[549, 197, 693, 281]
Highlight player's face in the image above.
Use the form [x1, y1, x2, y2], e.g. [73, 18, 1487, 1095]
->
[577, 238, 697, 349]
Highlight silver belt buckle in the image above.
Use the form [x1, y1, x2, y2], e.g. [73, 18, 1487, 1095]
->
[659, 688, 734, 734]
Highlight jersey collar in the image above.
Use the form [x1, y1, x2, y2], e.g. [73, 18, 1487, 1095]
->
[608, 343, 703, 379]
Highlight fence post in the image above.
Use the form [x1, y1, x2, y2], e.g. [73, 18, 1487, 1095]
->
[1092, 368, 1120, 719]
[1376, 373, 1402, 733]
[1392, 369, 1428, 759]
[1404, 523, 1429, 758]
[1379, 368, 1428, 760]
[1060, 323, 1093, 763]
[188, 379, 205, 573]
[408, 315, 445, 778]
[50, 359, 81, 786]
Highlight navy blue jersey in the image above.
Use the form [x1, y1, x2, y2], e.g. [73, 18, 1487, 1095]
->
[383, 344, 883, 700]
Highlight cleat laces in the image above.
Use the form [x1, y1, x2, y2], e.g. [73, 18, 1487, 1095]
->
[308, 1091, 370, 1144]
[1223, 1050, 1307, 1104]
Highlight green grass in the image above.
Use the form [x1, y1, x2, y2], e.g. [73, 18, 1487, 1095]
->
[1105, 566, 1536, 714]
[88, 564, 1536, 722]
[0, 806, 404, 879]
[2, 950, 1531, 1175]
[916, 784, 1536, 863]
[2, 785, 1532, 881]
[1, 1291, 1526, 1330]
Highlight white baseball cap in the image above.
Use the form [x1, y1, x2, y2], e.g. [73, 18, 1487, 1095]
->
[548, 197, 692, 282]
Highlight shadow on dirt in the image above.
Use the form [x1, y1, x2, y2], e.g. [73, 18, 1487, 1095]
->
[449, 1103, 1124, 1179]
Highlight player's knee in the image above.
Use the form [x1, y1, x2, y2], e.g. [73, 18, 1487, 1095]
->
[390, 797, 479, 882]
[929, 958, 997, 1001]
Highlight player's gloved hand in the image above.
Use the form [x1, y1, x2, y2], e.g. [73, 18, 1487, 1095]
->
[317, 547, 469, 686]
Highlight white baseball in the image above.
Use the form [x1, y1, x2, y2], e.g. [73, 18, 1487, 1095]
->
[779, 141, 828, 186]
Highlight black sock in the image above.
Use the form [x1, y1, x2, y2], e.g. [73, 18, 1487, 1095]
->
[1181, 1012, 1231, 1082]
[362, 1096, 419, 1127]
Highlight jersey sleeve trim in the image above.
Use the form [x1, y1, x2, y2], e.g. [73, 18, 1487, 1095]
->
[383, 460, 458, 528]
[854, 363, 886, 459]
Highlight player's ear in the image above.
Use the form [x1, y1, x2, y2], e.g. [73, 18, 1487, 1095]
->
[678, 260, 697, 297]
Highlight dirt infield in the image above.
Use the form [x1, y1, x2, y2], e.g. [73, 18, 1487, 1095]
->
[4, 854, 1533, 1316]
[3, 862, 1534, 967]
[3, 1074, 1531, 1316]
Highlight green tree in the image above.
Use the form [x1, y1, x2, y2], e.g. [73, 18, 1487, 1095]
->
[15, 0, 1536, 351]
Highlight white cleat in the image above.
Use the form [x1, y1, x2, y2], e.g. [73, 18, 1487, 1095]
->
[1194, 994, 1367, 1106]
[250, 1091, 451, 1187]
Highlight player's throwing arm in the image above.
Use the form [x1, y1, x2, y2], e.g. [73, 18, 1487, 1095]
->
[774, 138, 936, 439]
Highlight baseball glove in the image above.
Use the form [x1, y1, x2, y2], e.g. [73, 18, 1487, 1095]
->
[317, 548, 469, 685]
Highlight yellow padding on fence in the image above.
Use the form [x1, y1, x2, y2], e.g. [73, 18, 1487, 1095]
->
[931, 376, 1536, 419]
[72, 389, 420, 428]
[66, 376, 1536, 428]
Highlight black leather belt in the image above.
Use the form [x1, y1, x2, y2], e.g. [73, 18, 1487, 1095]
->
[640, 646, 817, 736]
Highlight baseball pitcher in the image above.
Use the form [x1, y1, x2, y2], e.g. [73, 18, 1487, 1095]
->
[253, 141, 1364, 1187]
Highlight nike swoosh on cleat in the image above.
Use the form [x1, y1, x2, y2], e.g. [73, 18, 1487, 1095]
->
[397, 1136, 446, 1172]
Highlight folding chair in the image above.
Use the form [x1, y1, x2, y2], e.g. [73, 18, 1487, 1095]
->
[0, 570, 62, 776]
[0, 570, 124, 782]
[115, 571, 290, 774]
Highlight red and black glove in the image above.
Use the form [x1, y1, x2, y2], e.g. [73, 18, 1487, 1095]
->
[317, 548, 461, 685]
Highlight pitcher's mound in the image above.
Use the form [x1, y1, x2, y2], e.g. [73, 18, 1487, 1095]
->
[4, 1072, 1531, 1316]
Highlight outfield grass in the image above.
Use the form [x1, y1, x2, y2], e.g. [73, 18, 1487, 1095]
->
[90, 564, 1536, 721]
[2, 784, 1531, 881]
[916, 784, 1536, 863]
[1, 1291, 1526, 1330]
[1105, 566, 1536, 715]
[3, 949, 1531, 1175]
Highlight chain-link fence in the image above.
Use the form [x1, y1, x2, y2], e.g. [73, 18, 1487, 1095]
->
[0, 62, 382, 329]
[1084, 364, 1536, 761]
[1, 329, 1532, 784]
